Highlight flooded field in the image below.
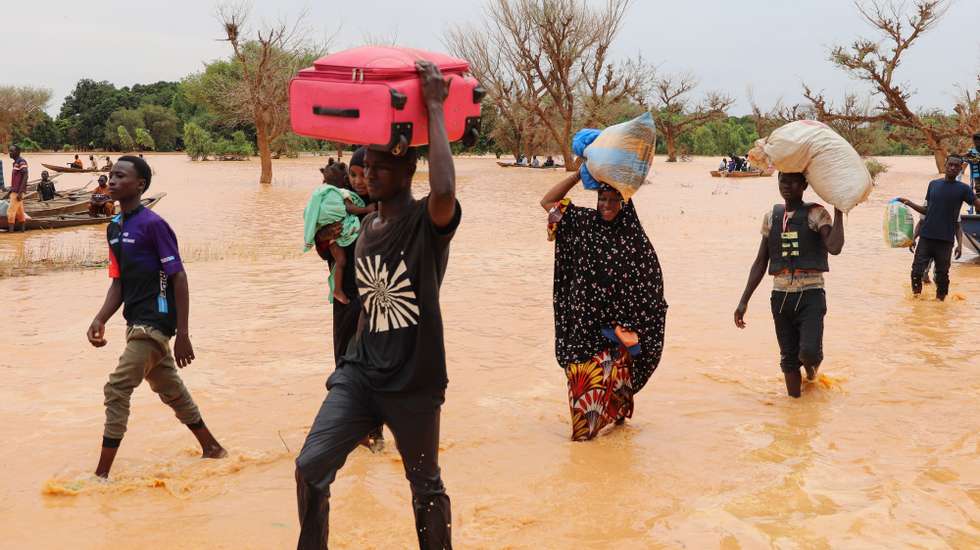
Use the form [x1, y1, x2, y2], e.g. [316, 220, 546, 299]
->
[1, 153, 978, 548]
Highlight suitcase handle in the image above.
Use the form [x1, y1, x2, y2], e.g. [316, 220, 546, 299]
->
[312, 106, 360, 118]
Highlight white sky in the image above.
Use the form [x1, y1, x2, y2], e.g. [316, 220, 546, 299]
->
[2, 0, 978, 117]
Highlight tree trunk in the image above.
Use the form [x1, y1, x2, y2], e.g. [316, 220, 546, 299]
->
[255, 114, 273, 184]
[665, 129, 678, 163]
[561, 143, 575, 172]
[926, 138, 946, 174]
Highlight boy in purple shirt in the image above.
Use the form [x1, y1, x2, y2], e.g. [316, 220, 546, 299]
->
[86, 156, 226, 478]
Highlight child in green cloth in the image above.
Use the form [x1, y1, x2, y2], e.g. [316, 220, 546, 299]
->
[304, 163, 371, 304]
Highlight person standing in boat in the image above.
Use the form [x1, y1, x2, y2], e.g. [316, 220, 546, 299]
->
[6, 145, 28, 232]
[734, 172, 845, 398]
[897, 156, 980, 300]
[86, 155, 226, 478]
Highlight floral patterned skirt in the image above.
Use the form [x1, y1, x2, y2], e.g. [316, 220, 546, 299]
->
[565, 346, 634, 441]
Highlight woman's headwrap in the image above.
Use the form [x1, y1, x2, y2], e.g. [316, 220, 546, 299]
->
[349, 147, 367, 168]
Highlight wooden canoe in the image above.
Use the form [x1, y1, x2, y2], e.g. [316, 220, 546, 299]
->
[1, 193, 165, 231]
[496, 161, 565, 169]
[710, 168, 775, 178]
[20, 182, 94, 201]
[41, 163, 108, 174]
[962, 214, 980, 256]
[24, 195, 94, 216]
[2, 173, 63, 197]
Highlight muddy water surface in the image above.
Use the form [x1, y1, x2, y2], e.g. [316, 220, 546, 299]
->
[1, 154, 979, 549]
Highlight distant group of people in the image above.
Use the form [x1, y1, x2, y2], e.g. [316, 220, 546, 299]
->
[719, 155, 752, 172]
[68, 154, 113, 171]
[516, 155, 556, 167]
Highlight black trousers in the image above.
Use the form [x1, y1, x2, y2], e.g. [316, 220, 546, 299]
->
[771, 289, 826, 374]
[295, 369, 451, 550]
[912, 237, 954, 297]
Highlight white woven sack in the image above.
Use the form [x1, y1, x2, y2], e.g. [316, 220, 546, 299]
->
[749, 120, 872, 212]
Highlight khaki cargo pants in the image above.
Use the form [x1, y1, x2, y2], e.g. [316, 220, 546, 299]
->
[103, 325, 202, 439]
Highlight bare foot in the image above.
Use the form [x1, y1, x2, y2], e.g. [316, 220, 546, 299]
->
[803, 365, 819, 381]
[202, 445, 228, 459]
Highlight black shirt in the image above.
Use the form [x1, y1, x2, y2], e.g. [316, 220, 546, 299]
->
[921, 178, 977, 242]
[339, 196, 461, 392]
[38, 180, 56, 201]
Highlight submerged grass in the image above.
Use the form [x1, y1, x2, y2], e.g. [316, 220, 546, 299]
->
[0, 240, 304, 279]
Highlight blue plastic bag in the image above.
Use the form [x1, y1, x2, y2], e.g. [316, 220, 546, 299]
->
[572, 128, 602, 190]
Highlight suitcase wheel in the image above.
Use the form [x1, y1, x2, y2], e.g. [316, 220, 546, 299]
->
[392, 134, 409, 157]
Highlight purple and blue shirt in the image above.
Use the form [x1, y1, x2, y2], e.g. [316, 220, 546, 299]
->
[107, 206, 184, 336]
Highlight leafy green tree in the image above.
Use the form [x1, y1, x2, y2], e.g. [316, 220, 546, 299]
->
[183, 122, 214, 160]
[135, 127, 156, 151]
[138, 104, 179, 151]
[16, 137, 42, 151]
[118, 126, 135, 151]
[230, 131, 254, 156]
[24, 112, 61, 150]
[59, 80, 128, 149]
[130, 81, 180, 108]
[105, 108, 145, 149]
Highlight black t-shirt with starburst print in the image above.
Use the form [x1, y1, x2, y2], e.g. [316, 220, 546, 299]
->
[336, 196, 461, 392]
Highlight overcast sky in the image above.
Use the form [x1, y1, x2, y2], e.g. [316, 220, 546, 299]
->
[3, 0, 978, 117]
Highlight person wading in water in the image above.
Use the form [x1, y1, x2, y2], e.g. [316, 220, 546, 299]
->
[540, 165, 668, 440]
[86, 156, 226, 477]
[734, 172, 844, 398]
[294, 61, 461, 550]
[897, 156, 980, 300]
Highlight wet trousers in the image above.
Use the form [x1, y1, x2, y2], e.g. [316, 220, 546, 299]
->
[295, 368, 451, 550]
[912, 237, 953, 298]
[103, 325, 202, 440]
[771, 289, 826, 374]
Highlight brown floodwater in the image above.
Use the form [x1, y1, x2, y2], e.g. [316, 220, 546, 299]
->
[1, 153, 978, 549]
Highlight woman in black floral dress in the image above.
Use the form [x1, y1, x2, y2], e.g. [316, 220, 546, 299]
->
[541, 169, 668, 441]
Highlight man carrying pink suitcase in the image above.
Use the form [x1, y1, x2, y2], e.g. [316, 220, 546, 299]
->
[295, 60, 460, 550]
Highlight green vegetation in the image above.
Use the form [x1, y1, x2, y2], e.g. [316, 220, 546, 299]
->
[135, 127, 156, 151]
[117, 126, 134, 151]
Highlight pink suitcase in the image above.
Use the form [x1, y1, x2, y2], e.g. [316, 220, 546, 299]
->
[289, 46, 484, 155]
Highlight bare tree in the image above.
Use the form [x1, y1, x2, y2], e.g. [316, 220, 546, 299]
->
[217, 5, 325, 184]
[650, 73, 733, 162]
[747, 88, 813, 138]
[953, 75, 980, 150]
[447, 0, 649, 170]
[802, 89, 883, 155]
[0, 86, 51, 148]
[804, 0, 957, 172]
